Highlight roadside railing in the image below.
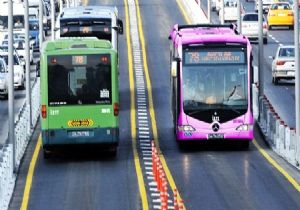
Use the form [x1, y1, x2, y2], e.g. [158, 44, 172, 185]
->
[0, 78, 40, 210]
[252, 83, 298, 167]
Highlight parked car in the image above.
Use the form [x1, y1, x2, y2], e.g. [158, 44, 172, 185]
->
[271, 45, 295, 85]
[267, 2, 294, 29]
[241, 13, 268, 44]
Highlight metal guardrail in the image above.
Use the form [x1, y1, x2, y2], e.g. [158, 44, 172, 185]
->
[0, 78, 40, 210]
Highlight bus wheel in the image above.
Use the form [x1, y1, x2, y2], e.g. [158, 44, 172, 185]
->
[238, 141, 249, 150]
[43, 149, 52, 159]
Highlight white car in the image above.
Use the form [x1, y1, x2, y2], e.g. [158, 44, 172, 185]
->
[0, 57, 8, 97]
[241, 13, 268, 44]
[0, 51, 25, 90]
[2, 38, 34, 64]
[271, 45, 295, 85]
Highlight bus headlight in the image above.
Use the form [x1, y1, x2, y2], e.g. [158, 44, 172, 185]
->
[178, 125, 196, 131]
[236, 124, 253, 131]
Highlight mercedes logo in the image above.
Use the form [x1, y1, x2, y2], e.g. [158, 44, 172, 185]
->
[212, 123, 219, 132]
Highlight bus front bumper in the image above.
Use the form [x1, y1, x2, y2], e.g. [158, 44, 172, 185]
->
[176, 130, 253, 141]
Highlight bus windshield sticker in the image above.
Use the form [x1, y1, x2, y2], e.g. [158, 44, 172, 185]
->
[100, 89, 110, 98]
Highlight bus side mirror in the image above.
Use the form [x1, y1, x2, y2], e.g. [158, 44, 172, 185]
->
[171, 61, 177, 78]
[117, 19, 123, 34]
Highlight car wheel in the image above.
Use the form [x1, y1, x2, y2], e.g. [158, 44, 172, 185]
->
[45, 30, 48, 36]
[289, 25, 294, 30]
[272, 76, 278, 85]
[268, 25, 272, 30]
[19, 79, 25, 90]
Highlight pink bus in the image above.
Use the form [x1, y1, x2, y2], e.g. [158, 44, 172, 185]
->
[169, 24, 254, 148]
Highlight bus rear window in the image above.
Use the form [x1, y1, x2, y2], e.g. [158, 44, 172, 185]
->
[48, 54, 112, 106]
[60, 18, 112, 41]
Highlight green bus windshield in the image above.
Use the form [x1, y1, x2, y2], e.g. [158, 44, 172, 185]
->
[48, 54, 112, 106]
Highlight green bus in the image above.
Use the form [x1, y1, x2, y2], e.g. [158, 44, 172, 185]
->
[40, 38, 119, 158]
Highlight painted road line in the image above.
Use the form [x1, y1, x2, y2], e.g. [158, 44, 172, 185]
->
[253, 139, 300, 192]
[20, 135, 42, 210]
[124, 0, 149, 209]
[134, 0, 186, 208]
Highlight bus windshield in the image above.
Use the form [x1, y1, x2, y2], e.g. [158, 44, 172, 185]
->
[182, 46, 248, 122]
[48, 54, 112, 106]
[60, 18, 112, 41]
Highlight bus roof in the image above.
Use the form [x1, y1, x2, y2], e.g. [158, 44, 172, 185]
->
[60, 6, 118, 19]
[170, 24, 249, 45]
[43, 38, 113, 52]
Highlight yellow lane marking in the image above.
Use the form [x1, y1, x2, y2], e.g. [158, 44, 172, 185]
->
[134, 0, 186, 208]
[20, 135, 42, 210]
[176, 0, 192, 24]
[124, 0, 149, 209]
[253, 139, 300, 192]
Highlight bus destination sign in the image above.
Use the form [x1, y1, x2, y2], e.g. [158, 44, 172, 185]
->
[185, 51, 245, 64]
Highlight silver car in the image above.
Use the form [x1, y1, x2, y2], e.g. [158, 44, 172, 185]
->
[271, 45, 295, 85]
[241, 13, 268, 44]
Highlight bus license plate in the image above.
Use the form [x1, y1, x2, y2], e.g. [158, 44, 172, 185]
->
[70, 131, 91, 137]
[208, 133, 224, 139]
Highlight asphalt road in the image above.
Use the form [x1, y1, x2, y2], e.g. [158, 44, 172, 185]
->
[8, 0, 300, 210]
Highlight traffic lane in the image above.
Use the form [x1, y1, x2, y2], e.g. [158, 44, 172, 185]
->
[162, 136, 300, 210]
[252, 44, 296, 128]
[141, 1, 300, 209]
[251, 26, 296, 128]
[0, 64, 37, 145]
[11, 1, 141, 210]
[25, 145, 137, 210]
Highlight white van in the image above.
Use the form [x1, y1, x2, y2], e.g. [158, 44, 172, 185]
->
[55, 6, 123, 51]
[219, 0, 245, 22]
[0, 2, 25, 42]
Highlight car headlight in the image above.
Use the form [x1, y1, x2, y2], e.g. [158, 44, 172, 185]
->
[178, 125, 196, 131]
[236, 124, 253, 131]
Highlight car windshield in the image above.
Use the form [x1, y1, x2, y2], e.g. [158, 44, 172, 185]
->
[271, 3, 290, 9]
[29, 21, 39, 30]
[0, 55, 20, 65]
[279, 48, 295, 57]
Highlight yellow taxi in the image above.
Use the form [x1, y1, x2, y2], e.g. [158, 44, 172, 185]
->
[267, 2, 294, 30]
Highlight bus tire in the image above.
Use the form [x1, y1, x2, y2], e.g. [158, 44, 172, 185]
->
[43, 149, 52, 159]
[239, 141, 249, 150]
